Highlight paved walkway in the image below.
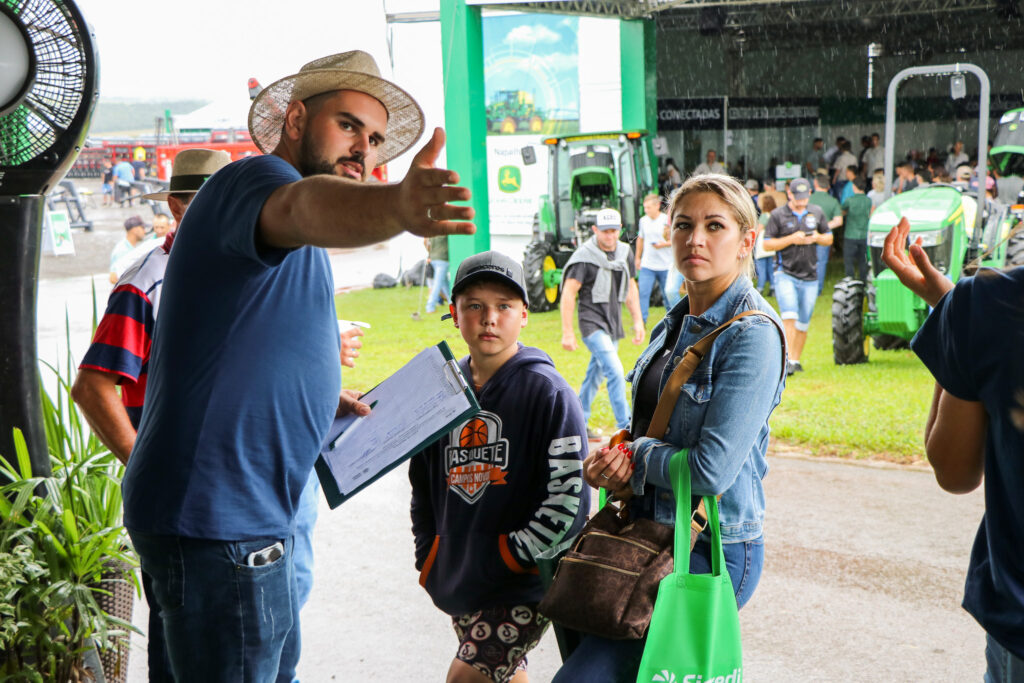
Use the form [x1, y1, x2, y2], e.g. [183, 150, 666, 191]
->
[119, 453, 985, 682]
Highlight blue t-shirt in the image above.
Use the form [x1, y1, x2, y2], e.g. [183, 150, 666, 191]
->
[911, 267, 1024, 658]
[122, 155, 341, 540]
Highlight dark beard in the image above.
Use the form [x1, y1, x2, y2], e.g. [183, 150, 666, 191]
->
[297, 131, 366, 181]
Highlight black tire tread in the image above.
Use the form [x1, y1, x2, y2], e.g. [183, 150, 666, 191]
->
[832, 277, 868, 365]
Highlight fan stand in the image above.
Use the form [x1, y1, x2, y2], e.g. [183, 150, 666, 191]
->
[0, 196, 48, 474]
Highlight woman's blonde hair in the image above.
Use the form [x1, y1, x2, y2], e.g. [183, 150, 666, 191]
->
[666, 173, 757, 278]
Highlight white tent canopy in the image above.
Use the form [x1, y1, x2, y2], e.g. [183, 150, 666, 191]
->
[174, 98, 250, 131]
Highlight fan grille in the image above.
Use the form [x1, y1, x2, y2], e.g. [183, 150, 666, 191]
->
[0, 0, 87, 166]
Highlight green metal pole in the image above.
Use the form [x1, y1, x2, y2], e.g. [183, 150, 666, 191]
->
[620, 18, 657, 188]
[440, 0, 490, 274]
[619, 18, 657, 133]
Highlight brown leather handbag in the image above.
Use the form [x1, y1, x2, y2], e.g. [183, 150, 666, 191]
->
[537, 311, 783, 640]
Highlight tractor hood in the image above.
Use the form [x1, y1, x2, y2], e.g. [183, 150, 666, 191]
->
[869, 185, 966, 233]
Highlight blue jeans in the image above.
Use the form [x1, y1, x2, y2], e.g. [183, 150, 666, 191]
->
[754, 256, 774, 293]
[552, 537, 764, 683]
[141, 571, 173, 682]
[815, 243, 830, 295]
[129, 530, 297, 682]
[580, 329, 630, 429]
[637, 268, 668, 323]
[279, 472, 319, 681]
[425, 259, 450, 313]
[665, 268, 685, 309]
[843, 238, 869, 282]
[986, 634, 1024, 683]
[774, 270, 818, 331]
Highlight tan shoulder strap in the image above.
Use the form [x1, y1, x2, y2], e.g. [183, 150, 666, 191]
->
[645, 310, 786, 439]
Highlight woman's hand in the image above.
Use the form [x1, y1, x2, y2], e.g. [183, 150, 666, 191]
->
[582, 442, 635, 496]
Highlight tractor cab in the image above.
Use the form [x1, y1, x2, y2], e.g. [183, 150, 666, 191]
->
[520, 130, 657, 312]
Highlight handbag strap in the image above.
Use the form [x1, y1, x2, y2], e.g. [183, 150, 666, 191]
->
[645, 310, 785, 441]
[671, 450, 723, 577]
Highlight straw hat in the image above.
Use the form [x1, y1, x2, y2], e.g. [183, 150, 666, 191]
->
[142, 149, 232, 201]
[247, 50, 424, 166]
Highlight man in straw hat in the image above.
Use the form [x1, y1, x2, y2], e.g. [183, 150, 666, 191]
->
[119, 51, 475, 680]
[73, 148, 233, 682]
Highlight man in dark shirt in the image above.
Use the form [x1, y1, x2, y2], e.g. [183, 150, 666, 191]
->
[764, 177, 832, 375]
[560, 208, 644, 434]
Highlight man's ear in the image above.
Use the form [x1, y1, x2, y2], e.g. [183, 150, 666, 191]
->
[167, 195, 186, 223]
[282, 100, 308, 143]
[449, 303, 458, 327]
[521, 306, 528, 328]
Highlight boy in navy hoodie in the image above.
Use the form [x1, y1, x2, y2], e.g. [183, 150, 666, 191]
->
[410, 251, 590, 683]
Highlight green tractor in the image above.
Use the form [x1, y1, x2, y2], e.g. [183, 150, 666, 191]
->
[487, 90, 544, 135]
[832, 64, 1024, 365]
[990, 106, 1024, 202]
[520, 130, 657, 312]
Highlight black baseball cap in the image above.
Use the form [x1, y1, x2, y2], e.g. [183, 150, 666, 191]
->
[442, 251, 528, 318]
[789, 177, 811, 199]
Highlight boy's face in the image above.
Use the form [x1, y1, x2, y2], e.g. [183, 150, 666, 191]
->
[450, 281, 527, 361]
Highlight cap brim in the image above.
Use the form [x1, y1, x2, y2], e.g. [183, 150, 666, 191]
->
[248, 69, 425, 166]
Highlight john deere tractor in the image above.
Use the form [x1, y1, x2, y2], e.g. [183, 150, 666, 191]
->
[487, 90, 544, 135]
[520, 131, 657, 312]
[832, 64, 1024, 365]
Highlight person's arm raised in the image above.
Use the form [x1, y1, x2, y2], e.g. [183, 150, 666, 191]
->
[258, 128, 475, 249]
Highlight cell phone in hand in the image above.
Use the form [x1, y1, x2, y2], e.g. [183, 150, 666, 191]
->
[246, 541, 285, 567]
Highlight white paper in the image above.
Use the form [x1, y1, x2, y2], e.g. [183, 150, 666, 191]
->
[321, 345, 473, 495]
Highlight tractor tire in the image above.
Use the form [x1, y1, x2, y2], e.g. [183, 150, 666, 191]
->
[872, 333, 910, 351]
[524, 238, 557, 312]
[832, 277, 868, 365]
[1006, 229, 1024, 267]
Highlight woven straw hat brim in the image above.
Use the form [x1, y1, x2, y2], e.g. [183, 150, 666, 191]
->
[141, 189, 195, 201]
[248, 69, 425, 167]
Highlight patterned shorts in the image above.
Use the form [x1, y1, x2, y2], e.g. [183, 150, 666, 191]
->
[452, 604, 550, 683]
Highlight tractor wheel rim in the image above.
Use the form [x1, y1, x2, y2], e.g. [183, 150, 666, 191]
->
[543, 255, 558, 303]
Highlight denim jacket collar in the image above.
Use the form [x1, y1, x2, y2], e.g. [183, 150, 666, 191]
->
[662, 274, 753, 338]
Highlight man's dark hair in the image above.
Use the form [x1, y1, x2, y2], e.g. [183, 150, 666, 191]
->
[896, 160, 911, 170]
[917, 168, 933, 183]
[814, 173, 830, 188]
[847, 164, 859, 175]
[302, 91, 337, 118]
[813, 137, 823, 144]
[852, 177, 867, 192]
[169, 192, 194, 205]
[871, 132, 880, 139]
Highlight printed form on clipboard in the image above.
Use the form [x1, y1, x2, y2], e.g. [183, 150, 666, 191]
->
[315, 341, 479, 508]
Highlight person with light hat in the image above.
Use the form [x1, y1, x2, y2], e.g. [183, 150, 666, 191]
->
[73, 147, 232, 682]
[560, 208, 644, 435]
[763, 177, 832, 375]
[119, 51, 474, 681]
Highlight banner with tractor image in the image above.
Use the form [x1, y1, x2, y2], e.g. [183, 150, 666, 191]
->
[483, 13, 580, 137]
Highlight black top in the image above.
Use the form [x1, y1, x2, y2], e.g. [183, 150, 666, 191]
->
[630, 342, 674, 439]
[764, 203, 830, 281]
[564, 252, 636, 340]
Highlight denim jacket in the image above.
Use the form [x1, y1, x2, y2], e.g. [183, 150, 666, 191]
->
[625, 275, 785, 543]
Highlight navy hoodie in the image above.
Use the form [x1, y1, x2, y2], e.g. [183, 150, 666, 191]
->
[409, 344, 590, 616]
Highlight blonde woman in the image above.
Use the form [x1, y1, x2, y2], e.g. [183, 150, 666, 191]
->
[553, 174, 786, 682]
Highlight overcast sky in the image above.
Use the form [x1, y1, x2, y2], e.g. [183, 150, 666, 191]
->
[75, 0, 395, 101]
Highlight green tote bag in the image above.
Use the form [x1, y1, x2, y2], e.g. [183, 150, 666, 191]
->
[635, 451, 743, 683]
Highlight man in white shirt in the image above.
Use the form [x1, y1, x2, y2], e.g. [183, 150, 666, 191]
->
[634, 193, 672, 323]
[862, 132, 885, 176]
[694, 149, 726, 175]
[945, 140, 969, 176]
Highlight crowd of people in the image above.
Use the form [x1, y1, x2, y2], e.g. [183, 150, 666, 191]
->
[68, 49, 1021, 683]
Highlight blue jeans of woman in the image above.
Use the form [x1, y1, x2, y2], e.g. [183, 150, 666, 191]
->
[425, 259, 450, 313]
[552, 536, 764, 683]
[637, 267, 668, 323]
[580, 329, 631, 429]
[754, 256, 774, 293]
[986, 634, 1024, 683]
[129, 530, 297, 682]
[665, 268, 685, 309]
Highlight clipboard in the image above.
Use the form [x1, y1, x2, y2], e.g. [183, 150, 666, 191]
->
[315, 340, 479, 508]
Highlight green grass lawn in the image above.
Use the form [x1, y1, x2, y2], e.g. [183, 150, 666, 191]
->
[336, 263, 934, 464]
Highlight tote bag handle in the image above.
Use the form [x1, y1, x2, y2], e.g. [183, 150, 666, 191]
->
[670, 449, 723, 577]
